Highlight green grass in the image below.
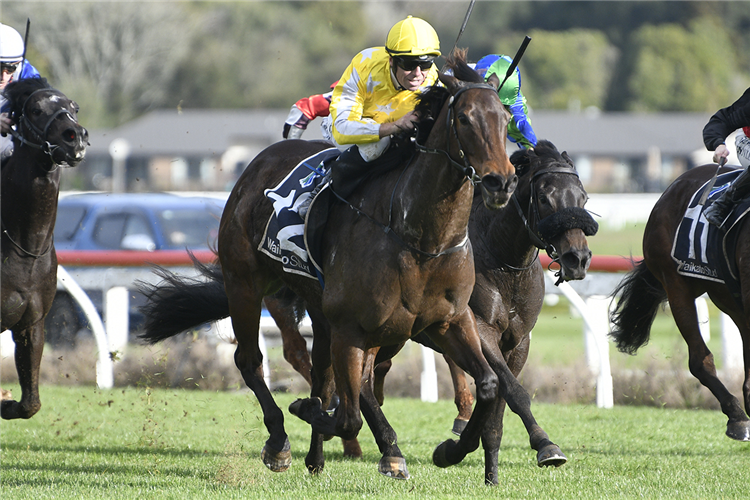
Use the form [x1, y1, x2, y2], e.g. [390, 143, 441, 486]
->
[2, 385, 748, 499]
[587, 221, 646, 258]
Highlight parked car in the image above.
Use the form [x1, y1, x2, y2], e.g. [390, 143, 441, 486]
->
[46, 192, 227, 347]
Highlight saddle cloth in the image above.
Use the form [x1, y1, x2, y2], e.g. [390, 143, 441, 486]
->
[258, 148, 339, 282]
[671, 169, 750, 303]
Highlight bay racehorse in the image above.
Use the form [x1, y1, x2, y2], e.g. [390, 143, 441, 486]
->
[1, 77, 88, 419]
[610, 164, 750, 442]
[140, 50, 564, 482]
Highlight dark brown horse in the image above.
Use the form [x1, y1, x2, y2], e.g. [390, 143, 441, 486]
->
[139, 51, 565, 482]
[434, 140, 596, 483]
[610, 164, 750, 442]
[1, 77, 88, 419]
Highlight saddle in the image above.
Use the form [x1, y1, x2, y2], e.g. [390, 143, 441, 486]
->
[672, 170, 750, 305]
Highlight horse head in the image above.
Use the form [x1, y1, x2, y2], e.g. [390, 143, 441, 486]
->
[511, 140, 597, 283]
[4, 77, 88, 169]
[417, 49, 516, 209]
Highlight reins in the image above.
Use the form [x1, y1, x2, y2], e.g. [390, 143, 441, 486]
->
[333, 83, 498, 259]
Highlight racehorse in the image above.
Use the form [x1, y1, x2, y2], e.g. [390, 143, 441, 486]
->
[1, 77, 88, 419]
[610, 164, 750, 442]
[140, 50, 564, 482]
[429, 139, 596, 483]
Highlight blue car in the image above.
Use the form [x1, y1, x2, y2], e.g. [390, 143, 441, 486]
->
[46, 192, 227, 347]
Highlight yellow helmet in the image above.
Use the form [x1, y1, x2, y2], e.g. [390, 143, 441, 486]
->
[385, 16, 441, 58]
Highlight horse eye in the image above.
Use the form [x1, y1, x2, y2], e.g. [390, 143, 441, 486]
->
[457, 114, 469, 126]
[72, 102, 80, 113]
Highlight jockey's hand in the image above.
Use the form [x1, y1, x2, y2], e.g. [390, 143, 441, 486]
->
[713, 143, 730, 164]
[0, 113, 12, 136]
[380, 111, 418, 138]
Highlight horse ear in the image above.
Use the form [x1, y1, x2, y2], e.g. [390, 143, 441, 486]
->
[561, 151, 575, 168]
[487, 72, 500, 91]
[438, 72, 460, 93]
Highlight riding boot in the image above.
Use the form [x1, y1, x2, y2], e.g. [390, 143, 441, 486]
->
[329, 145, 374, 200]
[704, 167, 750, 227]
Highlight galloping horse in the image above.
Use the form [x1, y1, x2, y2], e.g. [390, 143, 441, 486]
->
[434, 140, 595, 483]
[610, 164, 750, 442]
[1, 77, 88, 419]
[141, 50, 566, 482]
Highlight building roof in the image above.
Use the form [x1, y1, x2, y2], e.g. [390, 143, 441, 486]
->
[86, 108, 713, 161]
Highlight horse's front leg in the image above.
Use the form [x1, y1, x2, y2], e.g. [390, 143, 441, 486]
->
[1, 323, 44, 419]
[443, 354, 474, 435]
[429, 309, 499, 468]
[481, 337, 566, 469]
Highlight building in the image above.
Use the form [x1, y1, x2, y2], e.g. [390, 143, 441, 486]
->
[73, 108, 717, 194]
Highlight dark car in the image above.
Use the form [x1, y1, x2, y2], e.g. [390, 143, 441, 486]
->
[46, 192, 226, 347]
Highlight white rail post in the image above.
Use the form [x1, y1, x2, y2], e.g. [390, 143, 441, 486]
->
[420, 345, 439, 402]
[696, 295, 710, 342]
[105, 286, 129, 355]
[57, 266, 113, 389]
[721, 313, 743, 372]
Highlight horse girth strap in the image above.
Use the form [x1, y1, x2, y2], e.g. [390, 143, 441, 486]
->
[415, 82, 499, 185]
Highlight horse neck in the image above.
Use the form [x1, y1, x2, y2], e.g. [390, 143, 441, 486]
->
[1, 149, 61, 249]
[471, 181, 537, 270]
[394, 135, 474, 253]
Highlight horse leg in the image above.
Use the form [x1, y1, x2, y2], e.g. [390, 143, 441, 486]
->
[359, 345, 410, 479]
[373, 358, 392, 407]
[225, 275, 291, 472]
[294, 305, 340, 473]
[481, 335, 531, 485]
[665, 278, 750, 441]
[264, 296, 313, 385]
[1, 323, 44, 419]
[443, 354, 474, 436]
[430, 310, 499, 468]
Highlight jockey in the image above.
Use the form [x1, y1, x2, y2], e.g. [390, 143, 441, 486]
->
[322, 16, 441, 198]
[1, 23, 42, 162]
[283, 82, 337, 140]
[474, 54, 537, 150]
[702, 86, 750, 227]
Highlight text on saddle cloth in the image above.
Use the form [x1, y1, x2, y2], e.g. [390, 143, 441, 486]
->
[258, 148, 339, 281]
[671, 170, 750, 302]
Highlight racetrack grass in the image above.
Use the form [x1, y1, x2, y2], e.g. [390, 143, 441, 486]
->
[1, 385, 748, 499]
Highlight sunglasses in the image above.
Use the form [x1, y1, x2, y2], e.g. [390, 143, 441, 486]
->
[1, 62, 20, 74]
[395, 58, 433, 72]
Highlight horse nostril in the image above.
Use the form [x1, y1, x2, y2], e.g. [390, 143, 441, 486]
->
[481, 174, 506, 192]
[63, 129, 77, 142]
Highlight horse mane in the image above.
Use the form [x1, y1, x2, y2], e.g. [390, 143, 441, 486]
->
[3, 77, 51, 121]
[510, 139, 576, 177]
[413, 48, 482, 144]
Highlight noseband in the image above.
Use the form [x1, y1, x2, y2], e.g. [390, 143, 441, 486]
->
[9, 88, 81, 167]
[415, 83, 499, 186]
[512, 164, 598, 283]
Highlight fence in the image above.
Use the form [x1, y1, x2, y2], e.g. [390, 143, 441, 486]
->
[0, 250, 743, 408]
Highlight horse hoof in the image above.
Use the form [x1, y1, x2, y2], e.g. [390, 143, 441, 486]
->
[432, 439, 460, 468]
[537, 444, 567, 467]
[726, 421, 750, 442]
[288, 397, 322, 423]
[452, 418, 468, 436]
[261, 438, 292, 472]
[378, 456, 409, 480]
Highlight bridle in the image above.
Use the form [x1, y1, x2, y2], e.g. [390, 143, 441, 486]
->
[414, 82, 500, 186]
[334, 83, 501, 259]
[510, 163, 596, 284]
[8, 88, 82, 168]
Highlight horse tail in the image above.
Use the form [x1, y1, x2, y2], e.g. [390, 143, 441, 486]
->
[137, 257, 228, 344]
[608, 259, 667, 355]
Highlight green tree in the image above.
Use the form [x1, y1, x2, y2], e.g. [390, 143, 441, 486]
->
[626, 19, 737, 112]
[520, 29, 616, 110]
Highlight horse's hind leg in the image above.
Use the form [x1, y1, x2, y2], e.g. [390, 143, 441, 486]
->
[264, 296, 313, 385]
[664, 275, 750, 441]
[225, 274, 291, 471]
[1, 324, 44, 419]
[443, 354, 474, 436]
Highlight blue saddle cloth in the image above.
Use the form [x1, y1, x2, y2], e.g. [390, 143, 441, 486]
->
[671, 169, 750, 304]
[258, 148, 339, 281]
